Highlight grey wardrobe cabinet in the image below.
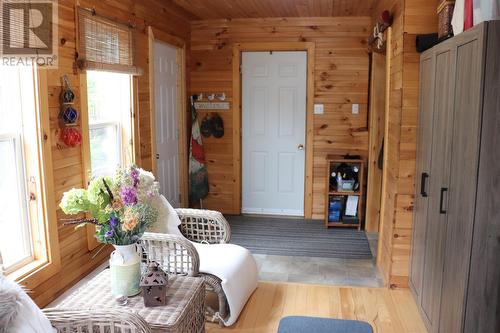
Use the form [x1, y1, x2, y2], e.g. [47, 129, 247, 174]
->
[409, 21, 500, 333]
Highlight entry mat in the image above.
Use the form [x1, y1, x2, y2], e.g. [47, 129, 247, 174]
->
[227, 215, 373, 260]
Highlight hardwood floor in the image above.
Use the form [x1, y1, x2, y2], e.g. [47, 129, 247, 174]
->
[207, 282, 427, 333]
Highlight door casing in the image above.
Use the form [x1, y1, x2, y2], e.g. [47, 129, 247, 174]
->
[232, 42, 315, 218]
[241, 51, 307, 216]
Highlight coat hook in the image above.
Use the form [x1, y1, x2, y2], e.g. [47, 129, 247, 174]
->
[208, 93, 215, 101]
[218, 93, 226, 101]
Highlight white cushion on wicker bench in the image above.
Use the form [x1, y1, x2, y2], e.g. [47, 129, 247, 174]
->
[151, 196, 258, 326]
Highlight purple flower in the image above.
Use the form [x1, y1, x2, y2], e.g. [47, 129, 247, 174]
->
[109, 215, 119, 228]
[120, 186, 138, 205]
[105, 230, 114, 238]
[131, 168, 140, 187]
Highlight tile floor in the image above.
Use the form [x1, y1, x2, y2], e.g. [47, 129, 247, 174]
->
[254, 232, 383, 287]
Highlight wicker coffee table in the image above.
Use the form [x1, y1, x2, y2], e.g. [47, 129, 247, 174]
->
[57, 269, 205, 333]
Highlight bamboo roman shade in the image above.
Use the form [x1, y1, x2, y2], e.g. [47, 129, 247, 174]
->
[77, 8, 142, 75]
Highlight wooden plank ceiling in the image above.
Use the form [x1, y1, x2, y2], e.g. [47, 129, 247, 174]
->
[170, 0, 376, 19]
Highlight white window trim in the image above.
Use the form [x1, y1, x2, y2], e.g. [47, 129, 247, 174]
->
[3, 68, 62, 288]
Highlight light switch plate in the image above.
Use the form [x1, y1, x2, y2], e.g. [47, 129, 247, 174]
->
[314, 104, 324, 114]
[352, 104, 359, 114]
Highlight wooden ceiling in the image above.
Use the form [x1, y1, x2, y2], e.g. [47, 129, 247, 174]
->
[169, 0, 377, 20]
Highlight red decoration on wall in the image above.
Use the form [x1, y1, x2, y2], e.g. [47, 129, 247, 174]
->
[60, 127, 82, 147]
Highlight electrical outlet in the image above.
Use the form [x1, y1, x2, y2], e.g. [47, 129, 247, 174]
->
[352, 104, 359, 114]
[314, 104, 324, 114]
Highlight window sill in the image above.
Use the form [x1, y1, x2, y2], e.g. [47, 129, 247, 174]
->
[8, 257, 61, 290]
[8, 259, 47, 281]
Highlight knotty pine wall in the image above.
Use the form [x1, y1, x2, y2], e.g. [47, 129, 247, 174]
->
[30, 0, 191, 307]
[189, 17, 372, 218]
[373, 0, 437, 288]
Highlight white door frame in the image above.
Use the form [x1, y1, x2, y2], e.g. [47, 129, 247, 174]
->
[148, 27, 188, 207]
[233, 42, 315, 218]
[241, 51, 307, 216]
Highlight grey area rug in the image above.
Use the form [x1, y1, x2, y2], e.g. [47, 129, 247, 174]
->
[227, 215, 373, 259]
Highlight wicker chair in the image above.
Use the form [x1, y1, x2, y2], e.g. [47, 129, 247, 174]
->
[139, 208, 231, 325]
[175, 208, 231, 244]
[177, 208, 232, 324]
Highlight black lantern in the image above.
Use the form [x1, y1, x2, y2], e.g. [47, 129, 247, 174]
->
[140, 262, 168, 307]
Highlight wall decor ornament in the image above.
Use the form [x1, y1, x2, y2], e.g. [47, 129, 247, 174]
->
[60, 127, 82, 147]
[60, 75, 75, 104]
[61, 106, 79, 125]
[58, 75, 81, 147]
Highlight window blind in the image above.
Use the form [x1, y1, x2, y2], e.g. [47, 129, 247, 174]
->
[77, 8, 142, 75]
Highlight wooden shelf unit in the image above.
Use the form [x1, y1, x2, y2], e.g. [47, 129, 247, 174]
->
[324, 157, 365, 229]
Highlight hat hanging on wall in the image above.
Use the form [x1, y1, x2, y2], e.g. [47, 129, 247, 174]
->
[211, 113, 224, 138]
[200, 114, 214, 138]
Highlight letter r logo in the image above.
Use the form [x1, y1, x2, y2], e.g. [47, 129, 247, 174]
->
[2, 1, 53, 55]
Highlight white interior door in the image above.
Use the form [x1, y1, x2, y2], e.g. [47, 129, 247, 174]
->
[242, 51, 307, 216]
[154, 41, 180, 207]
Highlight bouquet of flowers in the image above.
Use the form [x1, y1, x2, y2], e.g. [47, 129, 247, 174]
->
[59, 165, 160, 245]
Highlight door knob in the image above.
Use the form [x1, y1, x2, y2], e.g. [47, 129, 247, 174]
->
[156, 153, 160, 160]
[298, 144, 304, 150]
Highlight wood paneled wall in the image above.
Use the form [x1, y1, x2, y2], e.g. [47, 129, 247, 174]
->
[189, 17, 372, 218]
[29, 0, 191, 307]
[374, 0, 437, 288]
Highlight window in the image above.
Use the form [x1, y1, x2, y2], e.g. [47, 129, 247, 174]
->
[77, 7, 141, 176]
[0, 66, 50, 274]
[87, 70, 133, 176]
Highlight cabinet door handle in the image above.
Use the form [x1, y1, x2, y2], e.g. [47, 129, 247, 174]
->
[420, 172, 429, 197]
[439, 187, 448, 214]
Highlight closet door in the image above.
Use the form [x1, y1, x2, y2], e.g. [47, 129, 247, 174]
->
[439, 24, 486, 333]
[419, 44, 455, 333]
[409, 51, 436, 301]
[465, 21, 500, 333]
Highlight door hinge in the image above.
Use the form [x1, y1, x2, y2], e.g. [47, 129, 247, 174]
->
[239, 65, 242, 74]
[179, 193, 182, 203]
